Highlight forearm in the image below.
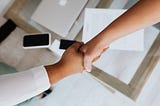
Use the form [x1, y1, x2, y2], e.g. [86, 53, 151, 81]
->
[45, 63, 65, 85]
[45, 63, 75, 85]
[97, 0, 160, 45]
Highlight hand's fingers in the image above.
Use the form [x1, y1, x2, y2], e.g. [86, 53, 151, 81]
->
[92, 48, 108, 62]
[70, 42, 83, 51]
[92, 55, 101, 62]
[79, 44, 87, 53]
[101, 48, 108, 54]
[79, 44, 92, 72]
[84, 55, 92, 72]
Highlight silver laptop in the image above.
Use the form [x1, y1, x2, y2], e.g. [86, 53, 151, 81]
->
[32, 0, 88, 37]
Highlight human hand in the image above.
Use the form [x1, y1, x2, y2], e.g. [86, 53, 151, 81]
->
[58, 42, 84, 76]
[45, 42, 84, 84]
[80, 37, 108, 72]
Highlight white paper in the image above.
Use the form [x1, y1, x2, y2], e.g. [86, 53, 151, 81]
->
[83, 8, 144, 51]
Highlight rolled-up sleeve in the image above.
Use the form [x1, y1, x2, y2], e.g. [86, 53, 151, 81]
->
[0, 66, 50, 106]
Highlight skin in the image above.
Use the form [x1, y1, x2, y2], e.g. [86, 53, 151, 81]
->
[80, 0, 160, 71]
[44, 42, 84, 85]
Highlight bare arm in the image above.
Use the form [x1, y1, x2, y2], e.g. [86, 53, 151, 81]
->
[99, 0, 160, 44]
[80, 0, 160, 71]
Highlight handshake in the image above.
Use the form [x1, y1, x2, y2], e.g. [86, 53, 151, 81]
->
[45, 42, 86, 84]
[45, 41, 107, 85]
[58, 42, 85, 75]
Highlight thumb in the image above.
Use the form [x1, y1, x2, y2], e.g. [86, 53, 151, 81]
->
[70, 42, 83, 51]
[84, 55, 92, 72]
[80, 44, 87, 53]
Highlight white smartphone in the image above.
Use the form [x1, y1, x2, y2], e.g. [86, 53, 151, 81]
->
[23, 33, 51, 49]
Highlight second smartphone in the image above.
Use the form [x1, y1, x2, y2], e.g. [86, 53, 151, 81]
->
[23, 33, 51, 49]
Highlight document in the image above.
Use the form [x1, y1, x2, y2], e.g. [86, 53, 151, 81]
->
[83, 8, 144, 51]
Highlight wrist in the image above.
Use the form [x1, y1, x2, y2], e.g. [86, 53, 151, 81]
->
[93, 35, 110, 49]
[57, 61, 78, 77]
[97, 28, 118, 47]
[44, 63, 66, 85]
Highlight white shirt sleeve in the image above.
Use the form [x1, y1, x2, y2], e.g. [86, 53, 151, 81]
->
[0, 66, 50, 106]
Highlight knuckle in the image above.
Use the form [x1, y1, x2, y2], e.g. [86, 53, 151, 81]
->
[72, 42, 81, 48]
[80, 46, 86, 52]
[85, 51, 94, 57]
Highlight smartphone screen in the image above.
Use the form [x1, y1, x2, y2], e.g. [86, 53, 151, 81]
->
[23, 33, 50, 47]
[59, 39, 76, 49]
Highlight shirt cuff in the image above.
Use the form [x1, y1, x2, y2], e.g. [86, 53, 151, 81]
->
[0, 66, 51, 106]
[31, 66, 51, 93]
